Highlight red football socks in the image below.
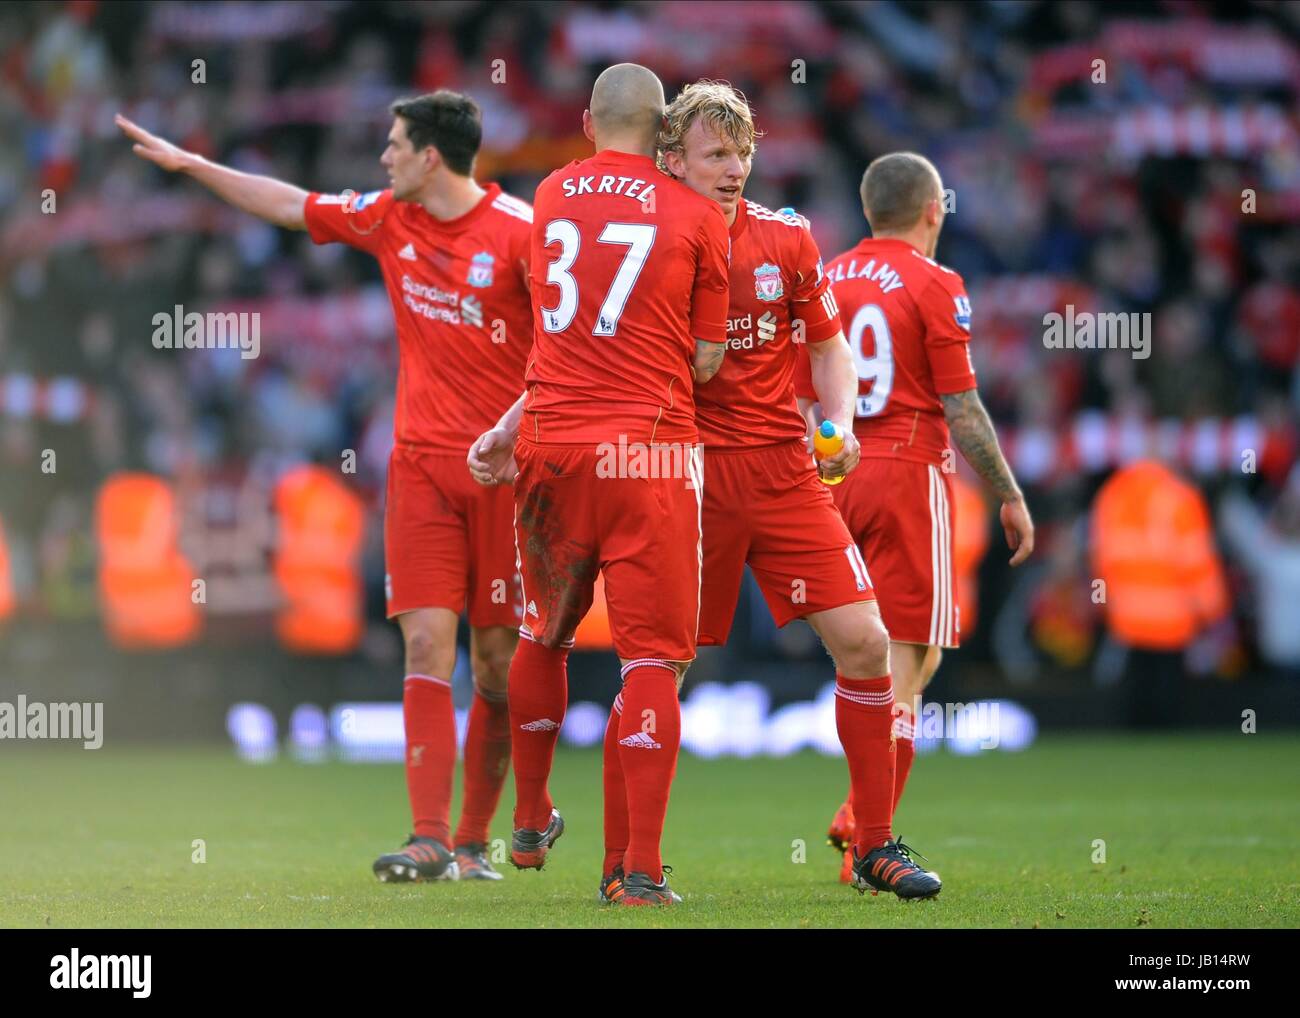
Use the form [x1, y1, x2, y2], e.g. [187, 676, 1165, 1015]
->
[403, 674, 456, 848]
[891, 705, 916, 816]
[507, 637, 569, 831]
[617, 663, 681, 882]
[834, 673, 896, 855]
[453, 685, 512, 847]
[602, 692, 630, 877]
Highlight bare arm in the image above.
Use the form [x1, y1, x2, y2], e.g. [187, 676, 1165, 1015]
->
[941, 387, 1034, 564]
[800, 332, 860, 478]
[805, 332, 856, 433]
[467, 393, 526, 486]
[693, 339, 726, 384]
[116, 114, 309, 231]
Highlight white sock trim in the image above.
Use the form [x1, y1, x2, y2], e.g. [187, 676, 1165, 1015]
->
[620, 658, 678, 679]
[405, 673, 451, 688]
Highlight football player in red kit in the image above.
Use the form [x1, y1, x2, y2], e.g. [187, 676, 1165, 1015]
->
[467, 64, 731, 906]
[795, 152, 1034, 881]
[598, 81, 941, 901]
[118, 91, 535, 883]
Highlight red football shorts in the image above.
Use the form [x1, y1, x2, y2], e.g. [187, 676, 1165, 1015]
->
[833, 456, 959, 648]
[511, 434, 703, 662]
[698, 439, 875, 645]
[384, 444, 522, 627]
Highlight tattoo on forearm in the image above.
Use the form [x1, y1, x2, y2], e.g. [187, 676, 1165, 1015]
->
[694, 339, 726, 382]
[941, 389, 1021, 502]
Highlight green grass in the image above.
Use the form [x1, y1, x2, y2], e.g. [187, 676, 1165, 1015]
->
[1, 735, 1297, 928]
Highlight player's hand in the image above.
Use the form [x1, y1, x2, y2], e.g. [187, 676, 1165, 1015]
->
[1000, 496, 1035, 566]
[467, 427, 517, 486]
[115, 114, 194, 173]
[817, 428, 860, 481]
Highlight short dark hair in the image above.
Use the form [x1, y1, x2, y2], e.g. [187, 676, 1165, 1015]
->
[860, 152, 941, 232]
[389, 90, 482, 176]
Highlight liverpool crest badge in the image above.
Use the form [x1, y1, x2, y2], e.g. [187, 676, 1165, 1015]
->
[754, 262, 783, 302]
[467, 251, 495, 288]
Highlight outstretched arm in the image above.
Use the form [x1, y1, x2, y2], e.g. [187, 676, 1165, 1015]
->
[941, 387, 1035, 565]
[116, 114, 309, 231]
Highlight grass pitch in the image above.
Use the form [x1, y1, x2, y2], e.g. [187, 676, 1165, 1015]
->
[1, 735, 1296, 928]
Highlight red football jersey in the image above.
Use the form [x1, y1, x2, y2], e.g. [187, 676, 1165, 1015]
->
[695, 200, 841, 448]
[795, 237, 976, 467]
[523, 149, 731, 445]
[303, 183, 534, 452]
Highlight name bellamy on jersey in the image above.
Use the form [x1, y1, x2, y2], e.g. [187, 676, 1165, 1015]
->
[824, 255, 906, 293]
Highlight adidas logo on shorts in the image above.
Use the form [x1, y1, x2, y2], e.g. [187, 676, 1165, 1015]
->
[520, 718, 560, 732]
[618, 732, 662, 750]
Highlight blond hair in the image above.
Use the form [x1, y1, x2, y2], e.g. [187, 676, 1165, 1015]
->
[658, 80, 761, 170]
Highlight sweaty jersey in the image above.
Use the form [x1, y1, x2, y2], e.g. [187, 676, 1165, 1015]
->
[523, 149, 731, 445]
[695, 199, 841, 448]
[303, 183, 534, 452]
[795, 237, 976, 467]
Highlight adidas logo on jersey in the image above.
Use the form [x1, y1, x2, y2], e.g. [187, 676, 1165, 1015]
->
[618, 732, 662, 750]
[398, 243, 417, 261]
[527, 600, 539, 617]
[520, 718, 560, 732]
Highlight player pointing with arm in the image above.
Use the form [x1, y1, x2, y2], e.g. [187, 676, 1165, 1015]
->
[796, 152, 1034, 881]
[120, 92, 536, 884]
[469, 63, 730, 906]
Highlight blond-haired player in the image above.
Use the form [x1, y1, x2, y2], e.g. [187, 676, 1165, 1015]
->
[598, 81, 941, 902]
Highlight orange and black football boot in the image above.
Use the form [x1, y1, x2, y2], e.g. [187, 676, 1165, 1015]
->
[511, 807, 565, 870]
[617, 867, 682, 906]
[827, 799, 855, 853]
[373, 835, 459, 882]
[851, 838, 941, 900]
[454, 843, 503, 881]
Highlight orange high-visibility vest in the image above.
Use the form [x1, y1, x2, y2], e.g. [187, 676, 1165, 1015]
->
[273, 465, 365, 655]
[952, 475, 991, 635]
[1091, 460, 1228, 650]
[95, 473, 201, 648]
[0, 515, 13, 620]
[573, 573, 613, 648]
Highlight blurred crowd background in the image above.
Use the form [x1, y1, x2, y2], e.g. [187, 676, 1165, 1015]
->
[1, 1, 1298, 736]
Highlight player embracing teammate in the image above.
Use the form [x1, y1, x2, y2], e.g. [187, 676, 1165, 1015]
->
[468, 64, 730, 905]
[796, 153, 1035, 880]
[633, 82, 941, 900]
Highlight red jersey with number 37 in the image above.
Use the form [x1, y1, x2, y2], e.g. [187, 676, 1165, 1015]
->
[523, 149, 731, 445]
[695, 200, 841, 448]
[303, 183, 534, 452]
[795, 237, 976, 467]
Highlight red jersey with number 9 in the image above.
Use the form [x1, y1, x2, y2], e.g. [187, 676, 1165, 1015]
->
[795, 237, 977, 467]
[523, 149, 731, 445]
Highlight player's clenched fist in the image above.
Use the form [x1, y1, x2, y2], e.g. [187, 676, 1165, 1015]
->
[115, 114, 194, 173]
[467, 427, 518, 486]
